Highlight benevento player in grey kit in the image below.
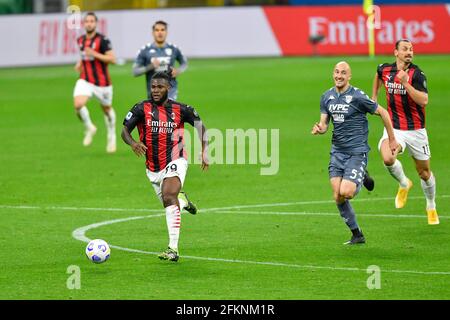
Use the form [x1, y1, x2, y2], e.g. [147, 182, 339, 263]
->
[312, 62, 399, 244]
[132, 20, 188, 100]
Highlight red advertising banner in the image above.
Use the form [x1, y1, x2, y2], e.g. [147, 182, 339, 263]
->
[38, 18, 108, 57]
[263, 4, 450, 55]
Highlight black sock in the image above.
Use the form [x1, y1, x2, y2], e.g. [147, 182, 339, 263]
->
[351, 228, 362, 237]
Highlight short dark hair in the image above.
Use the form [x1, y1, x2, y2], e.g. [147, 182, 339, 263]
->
[395, 38, 411, 50]
[151, 71, 171, 83]
[152, 20, 168, 30]
[84, 12, 98, 21]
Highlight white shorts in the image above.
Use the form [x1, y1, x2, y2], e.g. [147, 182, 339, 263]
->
[73, 79, 113, 106]
[378, 128, 431, 161]
[145, 158, 188, 203]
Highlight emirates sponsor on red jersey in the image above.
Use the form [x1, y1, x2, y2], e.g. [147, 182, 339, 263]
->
[377, 62, 427, 130]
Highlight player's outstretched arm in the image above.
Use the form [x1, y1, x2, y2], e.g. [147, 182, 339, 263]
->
[121, 126, 147, 157]
[372, 72, 382, 101]
[311, 114, 329, 135]
[374, 105, 399, 155]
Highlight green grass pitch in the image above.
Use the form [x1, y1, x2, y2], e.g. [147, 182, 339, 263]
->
[0, 55, 449, 299]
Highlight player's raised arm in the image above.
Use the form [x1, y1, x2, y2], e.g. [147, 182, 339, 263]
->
[311, 113, 329, 135]
[374, 105, 399, 155]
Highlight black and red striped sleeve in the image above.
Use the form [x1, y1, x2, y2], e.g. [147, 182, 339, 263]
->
[180, 105, 201, 126]
[123, 102, 145, 131]
[411, 68, 428, 93]
[376, 63, 387, 79]
[99, 36, 112, 53]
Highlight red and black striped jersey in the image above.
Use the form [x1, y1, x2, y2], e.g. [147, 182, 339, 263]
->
[123, 99, 201, 172]
[77, 33, 112, 87]
[377, 62, 428, 130]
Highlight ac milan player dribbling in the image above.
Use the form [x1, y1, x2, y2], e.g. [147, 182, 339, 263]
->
[73, 12, 117, 153]
[372, 39, 439, 225]
[122, 72, 209, 262]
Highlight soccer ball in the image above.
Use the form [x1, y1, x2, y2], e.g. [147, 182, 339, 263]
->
[85, 239, 110, 264]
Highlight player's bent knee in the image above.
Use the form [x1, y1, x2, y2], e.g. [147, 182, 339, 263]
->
[162, 194, 178, 207]
[102, 105, 112, 113]
[333, 194, 340, 202]
[341, 191, 355, 200]
[380, 142, 396, 166]
[333, 192, 344, 203]
[74, 96, 89, 109]
[74, 102, 83, 110]
[418, 168, 431, 181]
[340, 187, 356, 200]
[382, 152, 396, 166]
[383, 158, 395, 166]
[74, 100, 85, 110]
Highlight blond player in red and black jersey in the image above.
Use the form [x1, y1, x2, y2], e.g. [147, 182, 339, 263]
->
[372, 39, 439, 225]
[73, 12, 117, 153]
[122, 72, 208, 262]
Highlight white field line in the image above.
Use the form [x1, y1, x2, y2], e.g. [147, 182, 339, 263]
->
[2, 194, 449, 214]
[0, 205, 162, 213]
[210, 210, 449, 219]
[204, 195, 450, 212]
[72, 214, 450, 276]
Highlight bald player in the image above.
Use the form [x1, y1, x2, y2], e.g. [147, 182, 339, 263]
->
[312, 61, 399, 245]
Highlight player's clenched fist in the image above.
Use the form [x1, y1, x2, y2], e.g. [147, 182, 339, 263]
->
[396, 70, 409, 84]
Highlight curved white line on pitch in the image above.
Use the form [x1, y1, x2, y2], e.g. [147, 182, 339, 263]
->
[72, 214, 450, 276]
[72, 214, 164, 243]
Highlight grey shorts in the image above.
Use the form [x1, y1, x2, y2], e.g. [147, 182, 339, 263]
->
[329, 151, 368, 187]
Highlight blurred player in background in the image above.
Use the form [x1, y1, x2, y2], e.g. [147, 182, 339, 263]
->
[73, 12, 117, 153]
[372, 39, 439, 225]
[122, 72, 208, 262]
[132, 20, 188, 100]
[312, 61, 398, 245]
